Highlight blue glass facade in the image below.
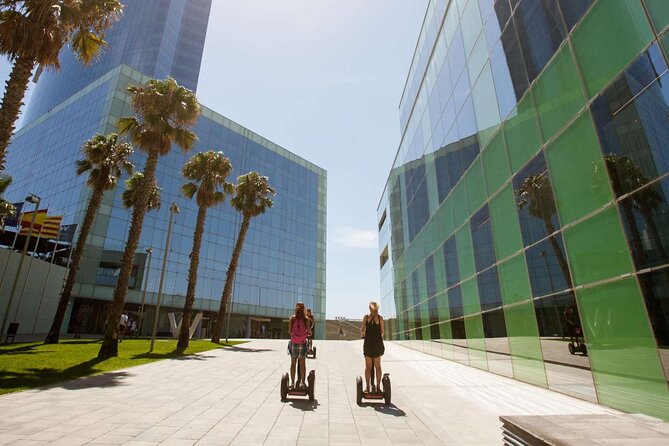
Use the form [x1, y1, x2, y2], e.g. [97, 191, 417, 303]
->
[24, 0, 211, 124]
[7, 65, 326, 338]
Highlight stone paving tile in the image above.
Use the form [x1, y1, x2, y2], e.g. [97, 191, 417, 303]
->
[1, 339, 627, 445]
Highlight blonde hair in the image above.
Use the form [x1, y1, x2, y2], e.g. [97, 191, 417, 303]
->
[369, 301, 379, 315]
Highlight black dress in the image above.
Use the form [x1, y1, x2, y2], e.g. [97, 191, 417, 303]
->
[363, 315, 385, 358]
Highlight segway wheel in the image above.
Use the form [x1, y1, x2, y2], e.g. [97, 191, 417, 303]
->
[356, 376, 363, 405]
[580, 344, 588, 355]
[307, 370, 316, 401]
[568, 343, 575, 355]
[313, 347, 317, 358]
[280, 372, 289, 401]
[382, 374, 391, 405]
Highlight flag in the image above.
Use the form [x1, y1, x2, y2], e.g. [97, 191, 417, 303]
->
[39, 216, 63, 239]
[58, 224, 77, 243]
[3, 202, 24, 227]
[19, 209, 48, 234]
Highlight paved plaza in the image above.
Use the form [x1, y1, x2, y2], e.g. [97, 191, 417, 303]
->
[0, 339, 618, 445]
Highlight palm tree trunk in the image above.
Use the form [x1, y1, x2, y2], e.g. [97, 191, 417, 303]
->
[211, 216, 250, 343]
[0, 56, 35, 172]
[44, 185, 105, 344]
[98, 151, 160, 358]
[544, 218, 572, 288]
[177, 205, 207, 349]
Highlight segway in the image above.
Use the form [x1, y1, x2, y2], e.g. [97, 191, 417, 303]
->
[568, 326, 588, 355]
[356, 357, 391, 405]
[306, 337, 317, 359]
[280, 366, 315, 401]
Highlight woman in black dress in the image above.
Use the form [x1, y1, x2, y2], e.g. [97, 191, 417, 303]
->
[361, 301, 385, 392]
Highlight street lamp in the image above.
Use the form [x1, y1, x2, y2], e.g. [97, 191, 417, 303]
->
[149, 202, 179, 352]
[137, 247, 153, 336]
[1, 194, 40, 338]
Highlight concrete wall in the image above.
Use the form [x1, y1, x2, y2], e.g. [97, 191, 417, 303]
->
[0, 249, 67, 335]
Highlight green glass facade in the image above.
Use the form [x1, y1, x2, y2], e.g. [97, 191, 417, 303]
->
[378, 0, 669, 419]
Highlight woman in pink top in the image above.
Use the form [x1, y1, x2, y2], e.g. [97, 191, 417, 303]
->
[288, 302, 312, 389]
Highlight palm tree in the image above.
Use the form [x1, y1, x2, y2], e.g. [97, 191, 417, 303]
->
[97, 77, 200, 358]
[0, 175, 15, 226]
[122, 172, 161, 211]
[0, 0, 123, 172]
[44, 133, 133, 344]
[515, 172, 572, 288]
[177, 151, 233, 349]
[211, 172, 275, 344]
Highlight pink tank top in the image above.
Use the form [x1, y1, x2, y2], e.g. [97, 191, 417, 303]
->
[291, 317, 307, 343]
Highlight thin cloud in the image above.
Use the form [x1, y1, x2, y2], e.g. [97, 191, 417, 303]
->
[333, 226, 378, 249]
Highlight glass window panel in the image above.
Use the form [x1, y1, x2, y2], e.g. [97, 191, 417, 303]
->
[572, 0, 654, 98]
[500, 18, 529, 101]
[534, 292, 597, 402]
[546, 111, 614, 225]
[483, 308, 513, 377]
[456, 225, 476, 281]
[472, 63, 501, 148]
[451, 181, 470, 228]
[490, 39, 518, 119]
[513, 152, 560, 247]
[448, 27, 468, 89]
[465, 314, 489, 370]
[468, 33, 489, 85]
[505, 300, 548, 387]
[444, 235, 461, 288]
[563, 207, 634, 286]
[461, 0, 483, 57]
[462, 276, 483, 315]
[482, 131, 511, 197]
[576, 278, 669, 419]
[525, 234, 572, 298]
[618, 176, 669, 270]
[465, 158, 486, 213]
[483, 5, 502, 49]
[558, 0, 593, 30]
[591, 50, 669, 195]
[514, 0, 566, 83]
[504, 92, 542, 172]
[471, 205, 496, 272]
[490, 184, 524, 260]
[494, 0, 512, 35]
[478, 266, 503, 311]
[644, 0, 669, 31]
[534, 42, 585, 140]
[448, 285, 464, 319]
[638, 268, 669, 379]
[498, 253, 532, 305]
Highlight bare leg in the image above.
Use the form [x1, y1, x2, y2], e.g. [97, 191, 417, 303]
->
[364, 356, 372, 391]
[290, 358, 297, 386]
[299, 357, 306, 386]
[374, 358, 382, 391]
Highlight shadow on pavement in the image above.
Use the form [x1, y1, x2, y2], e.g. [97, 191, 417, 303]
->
[288, 399, 320, 411]
[375, 404, 406, 416]
[222, 345, 273, 353]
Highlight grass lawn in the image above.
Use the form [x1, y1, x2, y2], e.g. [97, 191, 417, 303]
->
[0, 338, 245, 395]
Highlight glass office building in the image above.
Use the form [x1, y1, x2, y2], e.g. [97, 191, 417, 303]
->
[378, 0, 669, 419]
[6, 1, 326, 339]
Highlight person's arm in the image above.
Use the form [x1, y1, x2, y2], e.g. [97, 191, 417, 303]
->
[361, 316, 367, 339]
[288, 316, 293, 336]
[380, 316, 385, 338]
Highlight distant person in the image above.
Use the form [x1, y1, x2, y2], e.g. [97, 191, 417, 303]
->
[306, 308, 315, 348]
[338, 325, 344, 340]
[119, 312, 129, 342]
[361, 301, 385, 393]
[129, 318, 137, 337]
[288, 302, 312, 389]
[261, 324, 267, 339]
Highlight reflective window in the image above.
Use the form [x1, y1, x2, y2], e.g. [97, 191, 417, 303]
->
[525, 234, 572, 297]
[513, 152, 561, 247]
[591, 44, 669, 196]
[638, 269, 669, 360]
[558, 0, 593, 30]
[619, 176, 669, 270]
[471, 205, 496, 272]
[448, 285, 464, 319]
[500, 18, 529, 101]
[477, 266, 503, 311]
[444, 235, 461, 287]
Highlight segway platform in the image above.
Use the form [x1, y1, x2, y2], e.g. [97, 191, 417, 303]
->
[280, 370, 315, 401]
[356, 373, 391, 405]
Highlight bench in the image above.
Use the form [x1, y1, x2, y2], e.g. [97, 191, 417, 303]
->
[500, 414, 669, 445]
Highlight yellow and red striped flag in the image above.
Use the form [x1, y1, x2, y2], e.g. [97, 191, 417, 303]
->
[19, 209, 47, 233]
[40, 216, 63, 239]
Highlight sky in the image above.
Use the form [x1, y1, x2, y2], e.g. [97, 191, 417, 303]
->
[0, 0, 428, 319]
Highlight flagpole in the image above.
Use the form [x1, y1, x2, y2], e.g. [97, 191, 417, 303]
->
[0, 201, 27, 297]
[10, 200, 27, 250]
[16, 226, 42, 322]
[32, 226, 61, 334]
[1, 194, 40, 339]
